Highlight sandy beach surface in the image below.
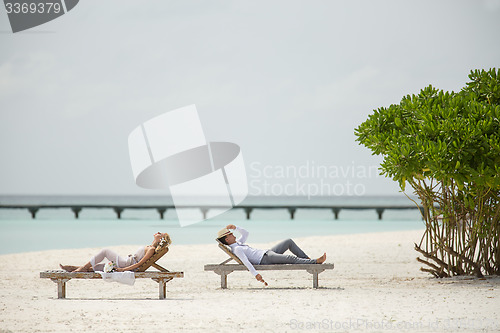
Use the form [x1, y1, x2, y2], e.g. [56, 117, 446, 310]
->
[1, 229, 499, 333]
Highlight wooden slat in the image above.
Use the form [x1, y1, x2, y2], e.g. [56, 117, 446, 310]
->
[40, 270, 183, 279]
[204, 264, 334, 272]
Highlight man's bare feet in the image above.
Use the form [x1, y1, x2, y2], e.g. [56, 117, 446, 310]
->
[59, 264, 78, 272]
[316, 253, 327, 264]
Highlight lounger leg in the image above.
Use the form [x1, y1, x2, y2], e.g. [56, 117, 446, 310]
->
[159, 280, 166, 299]
[307, 269, 324, 289]
[214, 271, 230, 289]
[212, 269, 232, 289]
[51, 278, 70, 299]
[221, 272, 228, 289]
[153, 278, 172, 299]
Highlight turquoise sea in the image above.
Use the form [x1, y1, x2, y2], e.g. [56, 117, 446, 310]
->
[0, 195, 425, 255]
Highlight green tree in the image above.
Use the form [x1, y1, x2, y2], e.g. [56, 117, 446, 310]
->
[355, 68, 500, 277]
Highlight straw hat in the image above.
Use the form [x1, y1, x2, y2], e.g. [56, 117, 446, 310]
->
[217, 227, 232, 239]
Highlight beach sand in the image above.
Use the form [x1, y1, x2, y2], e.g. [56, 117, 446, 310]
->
[1, 229, 499, 333]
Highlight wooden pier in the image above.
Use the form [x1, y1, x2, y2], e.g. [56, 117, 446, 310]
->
[0, 204, 424, 220]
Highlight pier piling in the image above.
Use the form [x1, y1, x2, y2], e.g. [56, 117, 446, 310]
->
[28, 207, 39, 219]
[376, 208, 385, 220]
[113, 207, 124, 219]
[71, 207, 82, 219]
[332, 208, 341, 220]
[157, 208, 167, 219]
[245, 208, 253, 220]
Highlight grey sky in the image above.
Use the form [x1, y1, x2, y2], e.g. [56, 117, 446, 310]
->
[1, 0, 499, 196]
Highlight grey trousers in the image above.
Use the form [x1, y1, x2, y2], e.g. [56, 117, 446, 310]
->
[259, 239, 317, 265]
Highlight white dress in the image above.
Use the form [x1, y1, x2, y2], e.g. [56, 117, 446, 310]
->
[90, 246, 146, 271]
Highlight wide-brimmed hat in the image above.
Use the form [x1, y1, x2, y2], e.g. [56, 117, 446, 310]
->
[217, 228, 232, 239]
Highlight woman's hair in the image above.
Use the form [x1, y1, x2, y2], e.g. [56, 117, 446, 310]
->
[218, 236, 228, 245]
[155, 233, 172, 252]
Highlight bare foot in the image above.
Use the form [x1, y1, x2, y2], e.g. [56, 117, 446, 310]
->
[59, 264, 78, 272]
[316, 253, 326, 264]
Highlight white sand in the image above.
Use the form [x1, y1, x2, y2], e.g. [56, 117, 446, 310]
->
[1, 229, 499, 333]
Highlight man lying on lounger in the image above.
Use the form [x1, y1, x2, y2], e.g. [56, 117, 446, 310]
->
[217, 224, 326, 285]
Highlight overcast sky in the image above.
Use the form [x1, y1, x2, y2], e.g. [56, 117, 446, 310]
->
[1, 0, 499, 197]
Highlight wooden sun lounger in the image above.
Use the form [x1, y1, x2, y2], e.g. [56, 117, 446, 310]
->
[40, 234, 184, 299]
[39, 270, 183, 299]
[204, 240, 334, 289]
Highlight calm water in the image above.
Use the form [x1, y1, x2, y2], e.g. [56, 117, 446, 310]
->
[0, 195, 424, 254]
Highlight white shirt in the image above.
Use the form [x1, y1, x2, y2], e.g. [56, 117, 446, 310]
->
[229, 226, 265, 276]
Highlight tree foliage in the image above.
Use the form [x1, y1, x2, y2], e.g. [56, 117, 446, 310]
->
[355, 68, 500, 277]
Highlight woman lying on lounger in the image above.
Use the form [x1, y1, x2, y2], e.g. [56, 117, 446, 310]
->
[59, 232, 170, 272]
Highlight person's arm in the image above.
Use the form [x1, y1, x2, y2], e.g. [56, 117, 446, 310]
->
[232, 247, 267, 285]
[233, 246, 259, 277]
[235, 226, 249, 244]
[115, 247, 155, 272]
[225, 224, 249, 244]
